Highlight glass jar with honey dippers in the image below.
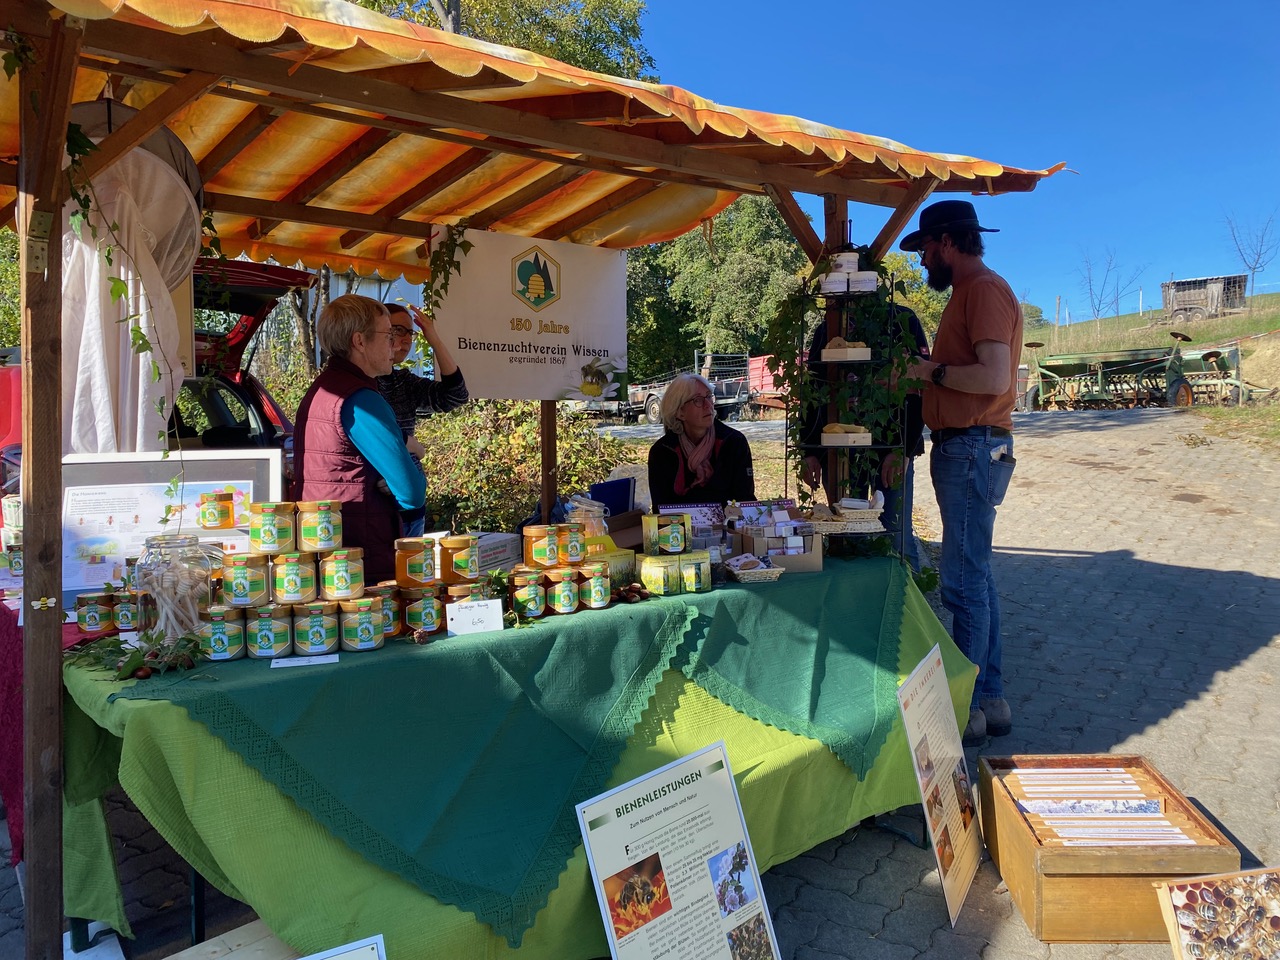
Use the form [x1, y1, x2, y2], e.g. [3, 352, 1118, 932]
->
[546, 567, 580, 615]
[199, 605, 246, 661]
[245, 604, 293, 659]
[198, 491, 236, 530]
[580, 561, 611, 610]
[367, 582, 402, 639]
[439, 534, 479, 583]
[249, 501, 296, 555]
[555, 522, 586, 566]
[222, 553, 270, 607]
[292, 601, 340, 655]
[522, 525, 559, 569]
[76, 591, 115, 633]
[296, 500, 343, 553]
[338, 596, 383, 651]
[319, 548, 365, 600]
[271, 552, 318, 604]
[394, 537, 435, 588]
[400, 585, 444, 637]
[509, 569, 547, 619]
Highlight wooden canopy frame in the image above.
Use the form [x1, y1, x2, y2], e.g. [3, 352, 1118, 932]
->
[1, 3, 1062, 957]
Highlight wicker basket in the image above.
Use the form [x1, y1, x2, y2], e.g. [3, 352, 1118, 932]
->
[727, 565, 785, 583]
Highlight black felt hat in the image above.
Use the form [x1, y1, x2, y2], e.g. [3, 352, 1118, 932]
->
[899, 200, 999, 252]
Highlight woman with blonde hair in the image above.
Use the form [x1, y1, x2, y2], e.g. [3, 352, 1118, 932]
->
[647, 373, 755, 506]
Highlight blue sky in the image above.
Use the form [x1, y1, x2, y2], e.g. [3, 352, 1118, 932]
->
[639, 0, 1280, 322]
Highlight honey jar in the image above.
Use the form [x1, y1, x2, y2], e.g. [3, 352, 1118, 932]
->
[580, 561, 611, 610]
[320, 548, 365, 600]
[76, 591, 115, 633]
[546, 567, 580, 615]
[271, 552, 318, 604]
[338, 597, 383, 651]
[439, 534, 479, 583]
[245, 604, 293, 659]
[198, 606, 245, 661]
[296, 500, 343, 552]
[556, 522, 586, 565]
[367, 583, 401, 638]
[400, 586, 444, 637]
[198, 491, 236, 530]
[112, 596, 138, 631]
[394, 537, 435, 588]
[222, 554, 269, 607]
[292, 601, 340, 655]
[249, 501, 296, 555]
[522, 525, 559, 568]
[444, 582, 486, 605]
[509, 570, 546, 619]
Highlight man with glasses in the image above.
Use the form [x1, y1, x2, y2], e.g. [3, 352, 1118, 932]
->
[376, 303, 469, 534]
[898, 200, 1022, 747]
[293, 295, 427, 583]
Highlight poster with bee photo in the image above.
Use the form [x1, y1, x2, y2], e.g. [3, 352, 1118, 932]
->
[576, 742, 781, 960]
[432, 230, 628, 402]
[1155, 866, 1280, 960]
[896, 644, 983, 925]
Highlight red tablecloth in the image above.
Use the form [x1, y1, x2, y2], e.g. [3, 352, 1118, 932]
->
[0, 607, 112, 864]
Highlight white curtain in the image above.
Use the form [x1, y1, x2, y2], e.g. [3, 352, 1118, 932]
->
[61, 148, 200, 455]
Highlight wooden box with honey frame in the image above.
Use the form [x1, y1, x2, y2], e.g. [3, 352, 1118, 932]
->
[978, 754, 1239, 942]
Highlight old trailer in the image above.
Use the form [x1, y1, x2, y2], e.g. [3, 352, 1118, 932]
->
[1160, 274, 1247, 324]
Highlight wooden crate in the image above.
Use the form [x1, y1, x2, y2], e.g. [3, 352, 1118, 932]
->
[978, 754, 1239, 942]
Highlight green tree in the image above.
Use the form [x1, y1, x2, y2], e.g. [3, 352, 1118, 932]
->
[881, 251, 948, 337]
[1020, 300, 1047, 326]
[625, 243, 685, 380]
[0, 228, 19, 349]
[658, 196, 809, 356]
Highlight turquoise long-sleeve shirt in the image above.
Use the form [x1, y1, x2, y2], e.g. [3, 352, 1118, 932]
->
[340, 388, 426, 510]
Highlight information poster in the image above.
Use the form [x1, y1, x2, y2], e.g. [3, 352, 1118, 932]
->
[433, 230, 627, 401]
[576, 743, 781, 960]
[896, 645, 982, 925]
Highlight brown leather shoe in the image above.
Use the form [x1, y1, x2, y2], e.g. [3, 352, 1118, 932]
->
[962, 708, 987, 747]
[981, 698, 1012, 736]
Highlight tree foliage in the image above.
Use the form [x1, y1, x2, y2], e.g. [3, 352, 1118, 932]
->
[0, 229, 19, 349]
[881, 251, 948, 338]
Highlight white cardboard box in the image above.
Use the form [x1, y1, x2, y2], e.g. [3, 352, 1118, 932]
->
[820, 432, 873, 446]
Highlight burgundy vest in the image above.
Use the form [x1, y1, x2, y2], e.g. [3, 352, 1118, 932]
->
[292, 356, 400, 583]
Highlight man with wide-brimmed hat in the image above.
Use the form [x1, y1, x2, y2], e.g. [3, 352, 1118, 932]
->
[899, 199, 1022, 746]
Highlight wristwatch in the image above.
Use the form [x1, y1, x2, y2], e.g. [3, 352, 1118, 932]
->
[931, 363, 948, 386]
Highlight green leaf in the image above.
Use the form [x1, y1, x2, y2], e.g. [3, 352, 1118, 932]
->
[110, 277, 129, 302]
[131, 325, 152, 354]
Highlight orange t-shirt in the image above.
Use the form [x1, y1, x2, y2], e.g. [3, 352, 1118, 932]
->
[923, 268, 1022, 431]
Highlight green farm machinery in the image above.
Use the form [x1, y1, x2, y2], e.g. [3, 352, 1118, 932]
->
[1024, 332, 1273, 411]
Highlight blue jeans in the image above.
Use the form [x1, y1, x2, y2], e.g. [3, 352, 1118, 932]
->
[929, 430, 1015, 709]
[879, 457, 919, 572]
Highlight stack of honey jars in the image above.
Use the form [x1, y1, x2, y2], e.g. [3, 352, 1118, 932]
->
[511, 521, 610, 619]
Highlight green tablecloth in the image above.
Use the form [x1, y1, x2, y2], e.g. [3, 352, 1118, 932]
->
[63, 558, 975, 959]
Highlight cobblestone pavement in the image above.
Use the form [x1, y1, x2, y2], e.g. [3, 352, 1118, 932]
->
[2, 407, 1277, 959]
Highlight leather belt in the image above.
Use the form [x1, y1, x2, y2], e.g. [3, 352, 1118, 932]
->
[931, 426, 1011, 443]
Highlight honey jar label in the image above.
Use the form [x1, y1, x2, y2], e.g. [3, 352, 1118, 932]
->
[296, 615, 338, 653]
[660, 523, 684, 553]
[452, 548, 479, 579]
[561, 533, 584, 564]
[586, 577, 609, 608]
[256, 517, 281, 547]
[515, 584, 545, 617]
[274, 562, 316, 602]
[406, 549, 432, 581]
[379, 596, 398, 635]
[343, 611, 380, 649]
[201, 622, 244, 660]
[551, 582, 578, 614]
[327, 560, 354, 594]
[252, 619, 290, 655]
[225, 567, 267, 605]
[421, 599, 442, 631]
[199, 501, 224, 529]
[113, 602, 137, 630]
[531, 536, 558, 567]
[301, 515, 341, 550]
[77, 604, 107, 631]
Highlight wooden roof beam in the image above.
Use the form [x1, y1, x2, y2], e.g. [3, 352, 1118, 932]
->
[206, 190, 436, 241]
[359, 61, 525, 94]
[199, 104, 281, 184]
[765, 184, 822, 265]
[74, 70, 221, 187]
[867, 175, 939, 263]
[465, 165, 586, 230]
[338, 146, 493, 249]
[250, 126, 399, 240]
[64, 15, 905, 207]
[535, 179, 663, 241]
[489, 90, 664, 124]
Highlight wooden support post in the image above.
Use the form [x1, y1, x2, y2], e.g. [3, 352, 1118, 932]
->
[19, 16, 83, 960]
[867, 177, 938, 263]
[539, 400, 557, 523]
[764, 184, 823, 265]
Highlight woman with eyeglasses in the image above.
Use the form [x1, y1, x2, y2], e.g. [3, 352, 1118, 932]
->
[292, 294, 426, 583]
[376, 303, 469, 534]
[647, 373, 756, 507]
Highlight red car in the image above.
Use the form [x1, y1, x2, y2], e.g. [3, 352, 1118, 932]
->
[0, 259, 316, 495]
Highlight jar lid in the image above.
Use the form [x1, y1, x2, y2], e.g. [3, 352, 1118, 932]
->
[446, 583, 479, 597]
[523, 525, 553, 536]
[200, 604, 244, 622]
[250, 603, 292, 617]
[512, 572, 543, 585]
[323, 548, 364, 560]
[557, 522, 584, 531]
[582, 562, 609, 576]
[200, 491, 234, 502]
[272, 552, 316, 564]
[296, 500, 341, 511]
[250, 501, 296, 513]
[397, 587, 429, 599]
[365, 584, 393, 597]
[395, 537, 431, 551]
[294, 601, 339, 615]
[143, 533, 200, 547]
[76, 591, 115, 605]
[226, 553, 268, 567]
[338, 597, 378, 612]
[441, 534, 477, 548]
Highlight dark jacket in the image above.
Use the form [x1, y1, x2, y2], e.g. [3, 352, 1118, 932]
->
[293, 355, 401, 583]
[648, 419, 756, 507]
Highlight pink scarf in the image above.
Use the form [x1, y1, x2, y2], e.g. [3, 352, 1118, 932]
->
[678, 428, 715, 488]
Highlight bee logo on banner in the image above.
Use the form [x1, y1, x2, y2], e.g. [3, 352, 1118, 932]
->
[434, 231, 627, 402]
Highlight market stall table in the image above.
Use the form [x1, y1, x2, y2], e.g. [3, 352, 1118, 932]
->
[58, 558, 974, 959]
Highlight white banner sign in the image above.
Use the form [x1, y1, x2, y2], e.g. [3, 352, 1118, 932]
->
[433, 231, 627, 401]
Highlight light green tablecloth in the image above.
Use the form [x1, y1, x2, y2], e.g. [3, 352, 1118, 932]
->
[63, 558, 974, 959]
